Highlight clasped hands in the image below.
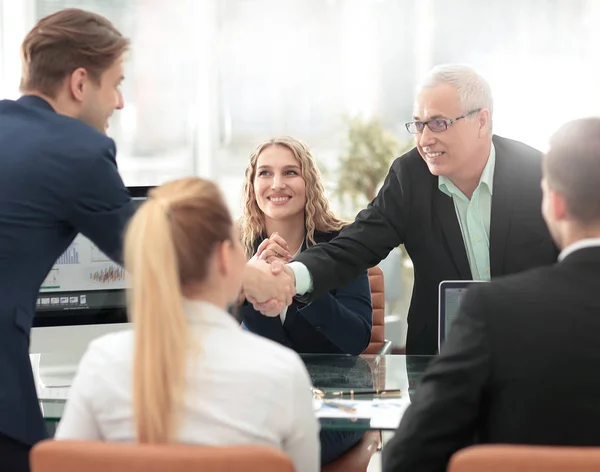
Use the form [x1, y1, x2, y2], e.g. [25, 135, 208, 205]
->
[242, 233, 296, 317]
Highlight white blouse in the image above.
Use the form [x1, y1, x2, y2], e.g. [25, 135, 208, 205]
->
[55, 300, 320, 472]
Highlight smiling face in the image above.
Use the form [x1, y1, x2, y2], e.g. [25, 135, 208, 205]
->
[77, 55, 125, 133]
[253, 144, 307, 225]
[413, 83, 490, 183]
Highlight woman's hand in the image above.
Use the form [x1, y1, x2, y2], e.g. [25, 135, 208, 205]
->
[255, 232, 293, 264]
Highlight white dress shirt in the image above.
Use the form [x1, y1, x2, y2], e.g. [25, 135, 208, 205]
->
[55, 300, 320, 472]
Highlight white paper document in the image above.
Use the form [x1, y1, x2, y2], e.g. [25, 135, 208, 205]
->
[313, 397, 411, 430]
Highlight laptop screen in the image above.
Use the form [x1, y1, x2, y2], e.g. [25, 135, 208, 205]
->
[438, 280, 486, 349]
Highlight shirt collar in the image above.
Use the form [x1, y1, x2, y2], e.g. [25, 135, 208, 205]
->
[182, 299, 241, 330]
[439, 142, 496, 197]
[558, 238, 600, 262]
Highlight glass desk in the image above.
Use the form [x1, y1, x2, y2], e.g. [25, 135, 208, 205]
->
[41, 354, 434, 432]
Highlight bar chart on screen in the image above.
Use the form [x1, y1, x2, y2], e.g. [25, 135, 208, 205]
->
[56, 245, 79, 265]
[40, 235, 128, 293]
[88, 265, 126, 285]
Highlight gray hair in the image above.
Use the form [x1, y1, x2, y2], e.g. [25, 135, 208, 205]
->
[418, 64, 494, 130]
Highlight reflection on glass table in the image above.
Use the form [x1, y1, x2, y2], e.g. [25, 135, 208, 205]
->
[40, 355, 434, 432]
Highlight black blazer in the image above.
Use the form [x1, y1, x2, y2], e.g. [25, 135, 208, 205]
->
[383, 246, 600, 472]
[295, 136, 558, 354]
[0, 96, 135, 445]
[241, 231, 372, 355]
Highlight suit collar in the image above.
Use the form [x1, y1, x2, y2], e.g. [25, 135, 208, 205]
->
[559, 239, 600, 262]
[559, 245, 600, 266]
[17, 95, 56, 113]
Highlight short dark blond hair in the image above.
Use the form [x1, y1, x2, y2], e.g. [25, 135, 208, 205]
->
[20, 8, 130, 97]
[544, 117, 600, 225]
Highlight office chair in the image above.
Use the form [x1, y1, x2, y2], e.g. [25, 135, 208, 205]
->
[30, 440, 294, 472]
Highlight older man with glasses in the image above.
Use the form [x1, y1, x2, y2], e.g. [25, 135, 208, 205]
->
[246, 63, 558, 355]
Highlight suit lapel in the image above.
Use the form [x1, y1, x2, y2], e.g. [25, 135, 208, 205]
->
[433, 184, 471, 279]
[489, 141, 514, 276]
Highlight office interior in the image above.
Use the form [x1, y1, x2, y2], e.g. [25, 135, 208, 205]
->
[2, 0, 598, 471]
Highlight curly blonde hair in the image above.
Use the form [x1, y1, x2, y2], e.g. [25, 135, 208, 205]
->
[240, 136, 345, 258]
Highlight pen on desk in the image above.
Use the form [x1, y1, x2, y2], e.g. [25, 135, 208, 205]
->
[331, 389, 402, 397]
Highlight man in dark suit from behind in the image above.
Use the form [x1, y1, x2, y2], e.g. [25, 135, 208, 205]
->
[0, 9, 134, 471]
[383, 117, 600, 472]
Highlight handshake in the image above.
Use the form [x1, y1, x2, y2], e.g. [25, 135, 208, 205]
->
[241, 233, 297, 316]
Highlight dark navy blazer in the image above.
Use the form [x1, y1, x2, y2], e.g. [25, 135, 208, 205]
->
[0, 96, 135, 445]
[241, 230, 372, 355]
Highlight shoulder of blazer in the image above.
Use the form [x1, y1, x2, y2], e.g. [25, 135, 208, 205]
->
[5, 96, 116, 156]
[492, 134, 544, 189]
[462, 263, 559, 325]
[492, 135, 543, 167]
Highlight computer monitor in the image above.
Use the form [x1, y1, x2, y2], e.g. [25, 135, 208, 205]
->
[30, 186, 152, 385]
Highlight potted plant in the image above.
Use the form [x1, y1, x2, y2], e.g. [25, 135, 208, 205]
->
[335, 116, 412, 211]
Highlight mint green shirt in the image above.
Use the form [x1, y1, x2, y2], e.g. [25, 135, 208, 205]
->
[438, 144, 496, 281]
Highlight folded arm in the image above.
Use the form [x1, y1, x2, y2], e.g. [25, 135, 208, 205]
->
[298, 270, 372, 355]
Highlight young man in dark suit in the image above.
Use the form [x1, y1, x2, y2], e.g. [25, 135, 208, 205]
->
[0, 9, 134, 471]
[245, 63, 558, 355]
[382, 117, 600, 472]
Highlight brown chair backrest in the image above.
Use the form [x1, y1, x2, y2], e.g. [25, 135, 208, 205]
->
[449, 445, 600, 472]
[363, 266, 385, 354]
[31, 440, 295, 472]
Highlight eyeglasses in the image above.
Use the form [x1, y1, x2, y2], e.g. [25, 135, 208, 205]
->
[405, 108, 482, 134]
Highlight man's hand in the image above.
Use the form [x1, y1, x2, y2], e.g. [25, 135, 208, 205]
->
[248, 264, 296, 316]
[243, 259, 296, 316]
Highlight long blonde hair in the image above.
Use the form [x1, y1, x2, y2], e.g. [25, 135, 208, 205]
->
[239, 136, 345, 257]
[125, 177, 233, 443]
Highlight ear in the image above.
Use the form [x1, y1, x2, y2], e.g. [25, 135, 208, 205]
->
[550, 190, 568, 221]
[68, 67, 89, 103]
[477, 109, 491, 138]
[215, 240, 231, 277]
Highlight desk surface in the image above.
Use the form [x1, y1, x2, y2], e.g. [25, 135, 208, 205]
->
[41, 354, 434, 431]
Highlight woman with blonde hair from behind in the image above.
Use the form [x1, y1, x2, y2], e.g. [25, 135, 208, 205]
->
[55, 177, 319, 472]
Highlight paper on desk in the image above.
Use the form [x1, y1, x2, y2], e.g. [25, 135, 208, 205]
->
[313, 398, 411, 429]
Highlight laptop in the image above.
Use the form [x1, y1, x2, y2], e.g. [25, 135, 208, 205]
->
[438, 280, 487, 350]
